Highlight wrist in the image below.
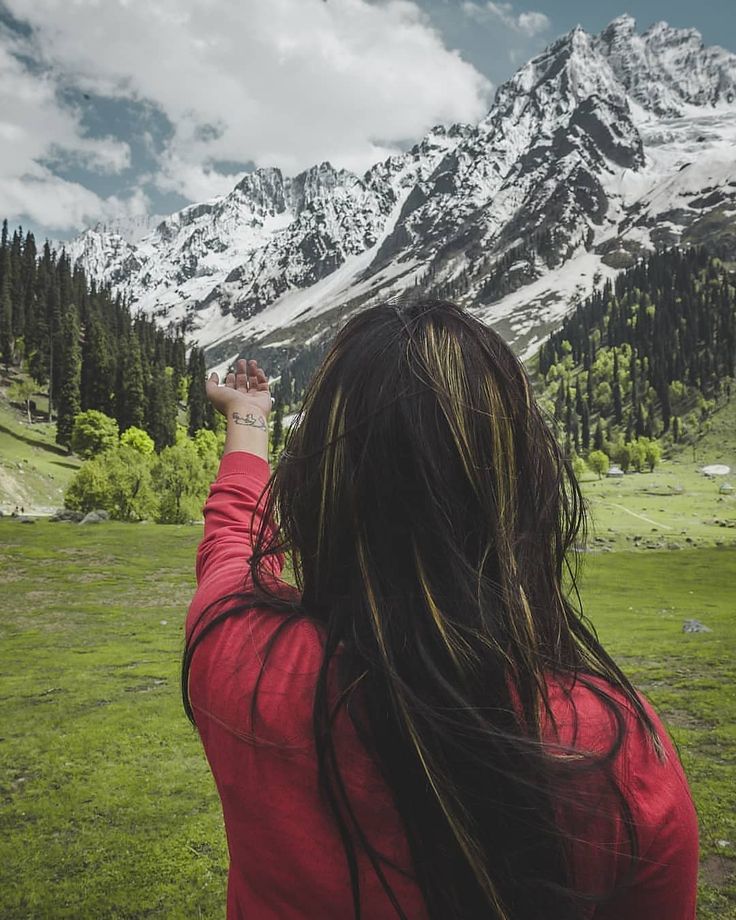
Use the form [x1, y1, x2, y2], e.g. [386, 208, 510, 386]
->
[228, 406, 268, 426]
[223, 406, 269, 461]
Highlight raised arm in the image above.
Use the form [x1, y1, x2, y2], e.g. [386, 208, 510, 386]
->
[187, 358, 283, 637]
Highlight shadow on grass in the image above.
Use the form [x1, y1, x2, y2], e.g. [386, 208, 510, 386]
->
[0, 422, 67, 457]
[50, 459, 80, 471]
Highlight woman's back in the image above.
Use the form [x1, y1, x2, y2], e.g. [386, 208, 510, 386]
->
[184, 301, 699, 918]
[186, 448, 698, 920]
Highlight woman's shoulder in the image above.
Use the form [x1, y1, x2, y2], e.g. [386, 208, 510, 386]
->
[544, 671, 671, 770]
[188, 601, 329, 748]
[544, 671, 696, 847]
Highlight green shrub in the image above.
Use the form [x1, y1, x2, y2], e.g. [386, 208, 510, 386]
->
[65, 444, 155, 521]
[70, 410, 119, 459]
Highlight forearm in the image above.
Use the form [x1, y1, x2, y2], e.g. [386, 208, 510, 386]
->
[223, 408, 269, 462]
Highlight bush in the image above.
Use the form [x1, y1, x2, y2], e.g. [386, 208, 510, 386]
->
[71, 410, 119, 459]
[120, 426, 155, 456]
[615, 442, 632, 473]
[152, 440, 209, 524]
[64, 458, 111, 514]
[571, 455, 586, 481]
[629, 439, 647, 473]
[65, 445, 155, 521]
[644, 439, 662, 472]
[587, 450, 609, 479]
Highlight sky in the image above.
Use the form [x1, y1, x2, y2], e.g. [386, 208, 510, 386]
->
[0, 0, 734, 241]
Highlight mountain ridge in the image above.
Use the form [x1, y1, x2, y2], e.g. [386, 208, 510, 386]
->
[64, 16, 736, 376]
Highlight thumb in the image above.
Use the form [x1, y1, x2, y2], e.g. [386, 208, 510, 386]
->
[206, 372, 219, 388]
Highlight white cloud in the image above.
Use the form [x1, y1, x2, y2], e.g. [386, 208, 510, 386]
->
[2, 0, 493, 214]
[0, 32, 138, 230]
[464, 2, 550, 37]
[517, 11, 550, 37]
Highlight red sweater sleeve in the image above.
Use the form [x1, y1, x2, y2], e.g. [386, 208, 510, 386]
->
[187, 450, 283, 640]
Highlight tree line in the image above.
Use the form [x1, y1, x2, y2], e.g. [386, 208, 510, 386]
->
[0, 218, 222, 451]
[536, 247, 735, 464]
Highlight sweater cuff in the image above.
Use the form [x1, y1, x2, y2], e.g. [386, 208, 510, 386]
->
[217, 450, 271, 482]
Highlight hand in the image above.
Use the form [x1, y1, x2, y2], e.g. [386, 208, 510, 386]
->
[206, 358, 272, 420]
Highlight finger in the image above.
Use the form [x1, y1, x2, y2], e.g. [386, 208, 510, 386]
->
[225, 372, 236, 388]
[255, 368, 269, 391]
[207, 372, 219, 387]
[235, 358, 247, 374]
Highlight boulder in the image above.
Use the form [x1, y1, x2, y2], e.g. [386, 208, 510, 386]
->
[682, 619, 712, 634]
[80, 509, 110, 525]
[50, 509, 85, 523]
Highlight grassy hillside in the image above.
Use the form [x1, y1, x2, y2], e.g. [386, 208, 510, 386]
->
[579, 396, 736, 551]
[0, 371, 81, 514]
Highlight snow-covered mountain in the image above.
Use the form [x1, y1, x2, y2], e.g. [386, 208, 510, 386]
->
[65, 15, 736, 376]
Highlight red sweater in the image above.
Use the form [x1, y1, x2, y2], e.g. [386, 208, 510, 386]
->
[186, 450, 699, 920]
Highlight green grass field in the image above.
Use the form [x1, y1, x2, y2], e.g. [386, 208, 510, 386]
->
[0, 518, 734, 919]
[1, 380, 735, 917]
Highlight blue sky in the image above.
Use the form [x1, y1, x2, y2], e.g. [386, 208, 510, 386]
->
[0, 0, 733, 241]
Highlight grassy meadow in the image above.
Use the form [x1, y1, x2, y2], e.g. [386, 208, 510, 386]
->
[0, 392, 81, 514]
[0, 387, 735, 918]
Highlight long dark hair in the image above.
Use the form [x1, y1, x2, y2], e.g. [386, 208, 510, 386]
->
[183, 299, 661, 919]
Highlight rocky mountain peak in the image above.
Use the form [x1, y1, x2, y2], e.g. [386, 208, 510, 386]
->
[65, 17, 736, 372]
[233, 167, 287, 214]
[595, 16, 736, 114]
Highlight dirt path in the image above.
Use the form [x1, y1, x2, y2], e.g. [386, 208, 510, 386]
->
[601, 501, 674, 530]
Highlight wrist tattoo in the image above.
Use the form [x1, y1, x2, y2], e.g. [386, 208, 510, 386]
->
[231, 410, 267, 431]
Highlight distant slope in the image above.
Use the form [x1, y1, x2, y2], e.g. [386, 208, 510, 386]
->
[0, 380, 81, 514]
[536, 247, 735, 454]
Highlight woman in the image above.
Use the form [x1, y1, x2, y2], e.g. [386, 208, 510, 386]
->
[183, 299, 698, 920]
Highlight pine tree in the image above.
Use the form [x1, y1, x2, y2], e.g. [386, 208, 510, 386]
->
[554, 378, 566, 420]
[200, 349, 215, 430]
[116, 333, 146, 432]
[20, 232, 36, 344]
[612, 380, 623, 424]
[47, 281, 62, 418]
[187, 347, 209, 435]
[146, 363, 178, 451]
[0, 272, 12, 367]
[81, 313, 115, 413]
[171, 333, 187, 399]
[593, 418, 605, 452]
[55, 305, 82, 449]
[9, 229, 23, 338]
[271, 395, 284, 453]
[635, 402, 646, 439]
[660, 381, 671, 432]
[580, 401, 590, 451]
[625, 411, 634, 442]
